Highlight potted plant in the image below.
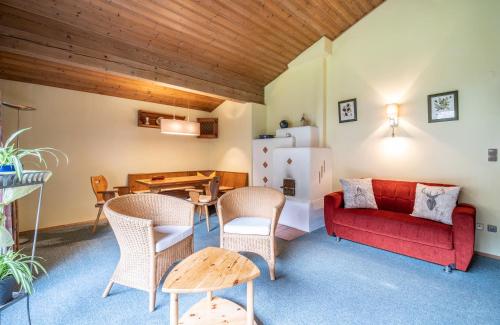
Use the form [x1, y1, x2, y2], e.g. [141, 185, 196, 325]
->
[0, 250, 46, 304]
[0, 127, 67, 304]
[0, 127, 68, 247]
[0, 127, 67, 179]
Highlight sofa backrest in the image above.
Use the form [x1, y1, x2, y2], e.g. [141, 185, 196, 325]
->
[372, 179, 454, 214]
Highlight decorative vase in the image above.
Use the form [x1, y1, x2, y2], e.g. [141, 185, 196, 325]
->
[0, 165, 15, 173]
[0, 276, 16, 305]
[279, 120, 289, 129]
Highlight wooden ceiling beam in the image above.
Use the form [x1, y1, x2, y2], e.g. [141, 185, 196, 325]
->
[0, 0, 384, 106]
[0, 51, 224, 111]
[0, 4, 264, 103]
[3, 0, 280, 83]
[0, 2, 267, 91]
[0, 58, 222, 110]
[0, 33, 263, 104]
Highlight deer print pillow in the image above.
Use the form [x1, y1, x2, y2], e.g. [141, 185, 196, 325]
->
[411, 184, 461, 225]
[340, 178, 378, 209]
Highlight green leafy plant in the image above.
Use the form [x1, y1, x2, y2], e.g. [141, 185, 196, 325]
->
[0, 127, 68, 247]
[0, 127, 68, 179]
[0, 250, 46, 294]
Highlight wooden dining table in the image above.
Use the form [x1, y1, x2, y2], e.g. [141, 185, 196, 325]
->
[136, 175, 213, 194]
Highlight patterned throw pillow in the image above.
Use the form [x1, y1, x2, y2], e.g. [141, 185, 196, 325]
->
[411, 184, 461, 225]
[340, 178, 378, 209]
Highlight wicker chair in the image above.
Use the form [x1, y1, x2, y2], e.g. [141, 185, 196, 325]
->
[102, 194, 194, 312]
[217, 187, 285, 280]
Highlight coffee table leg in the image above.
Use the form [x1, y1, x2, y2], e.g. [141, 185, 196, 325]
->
[246, 281, 254, 325]
[170, 293, 178, 325]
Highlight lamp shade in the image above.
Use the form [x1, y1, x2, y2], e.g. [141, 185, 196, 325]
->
[386, 103, 399, 119]
[161, 118, 200, 136]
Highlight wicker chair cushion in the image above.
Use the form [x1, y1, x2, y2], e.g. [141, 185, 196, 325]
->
[223, 217, 271, 236]
[154, 225, 193, 253]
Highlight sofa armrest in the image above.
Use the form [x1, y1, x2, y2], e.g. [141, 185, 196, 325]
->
[452, 203, 476, 271]
[325, 191, 344, 209]
[324, 192, 344, 235]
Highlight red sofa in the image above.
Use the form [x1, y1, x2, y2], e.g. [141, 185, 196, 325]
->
[324, 179, 476, 271]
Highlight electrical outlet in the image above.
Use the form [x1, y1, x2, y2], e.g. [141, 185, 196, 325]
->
[487, 224, 497, 233]
[488, 148, 498, 162]
[476, 223, 484, 231]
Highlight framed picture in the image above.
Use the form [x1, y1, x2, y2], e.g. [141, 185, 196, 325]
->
[427, 90, 458, 123]
[338, 98, 357, 123]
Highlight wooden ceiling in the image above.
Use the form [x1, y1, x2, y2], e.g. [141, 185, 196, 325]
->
[0, 0, 383, 111]
[0, 51, 224, 111]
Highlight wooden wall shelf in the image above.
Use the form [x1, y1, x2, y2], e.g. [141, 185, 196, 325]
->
[138, 111, 217, 139]
[198, 118, 218, 138]
[138, 110, 185, 129]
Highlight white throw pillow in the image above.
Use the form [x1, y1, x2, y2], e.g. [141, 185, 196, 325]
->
[411, 183, 460, 225]
[340, 178, 378, 209]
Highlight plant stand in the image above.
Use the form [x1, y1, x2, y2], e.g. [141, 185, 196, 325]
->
[0, 171, 50, 317]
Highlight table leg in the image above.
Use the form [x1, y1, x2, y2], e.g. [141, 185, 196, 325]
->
[207, 291, 212, 308]
[246, 281, 254, 325]
[170, 293, 178, 325]
[204, 205, 211, 231]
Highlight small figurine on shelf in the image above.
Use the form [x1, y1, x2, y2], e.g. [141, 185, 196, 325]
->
[300, 114, 309, 126]
[144, 116, 150, 125]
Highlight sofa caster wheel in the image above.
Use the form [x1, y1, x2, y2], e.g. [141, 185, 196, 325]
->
[444, 265, 453, 273]
[336, 237, 341, 242]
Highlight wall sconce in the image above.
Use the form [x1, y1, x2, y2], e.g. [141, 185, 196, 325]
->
[386, 103, 399, 137]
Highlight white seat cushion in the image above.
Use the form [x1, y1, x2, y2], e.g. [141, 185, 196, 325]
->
[199, 195, 212, 203]
[223, 217, 271, 236]
[186, 196, 214, 204]
[153, 225, 192, 253]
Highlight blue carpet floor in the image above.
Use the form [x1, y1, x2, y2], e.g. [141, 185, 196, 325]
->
[2, 215, 500, 325]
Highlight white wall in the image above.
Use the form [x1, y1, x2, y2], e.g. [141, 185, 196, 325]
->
[210, 101, 253, 174]
[265, 37, 330, 145]
[0, 80, 254, 231]
[263, 0, 500, 256]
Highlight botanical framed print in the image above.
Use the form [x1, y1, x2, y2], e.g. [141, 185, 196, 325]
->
[338, 98, 357, 123]
[428, 90, 458, 123]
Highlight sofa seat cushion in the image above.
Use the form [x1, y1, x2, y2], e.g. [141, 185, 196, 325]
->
[154, 225, 193, 253]
[224, 217, 271, 236]
[333, 209, 452, 249]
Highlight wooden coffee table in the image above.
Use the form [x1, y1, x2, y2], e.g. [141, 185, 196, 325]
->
[163, 247, 260, 325]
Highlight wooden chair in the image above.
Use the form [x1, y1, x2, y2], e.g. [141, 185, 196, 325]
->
[217, 187, 285, 280]
[187, 176, 220, 232]
[102, 194, 194, 312]
[90, 175, 129, 233]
